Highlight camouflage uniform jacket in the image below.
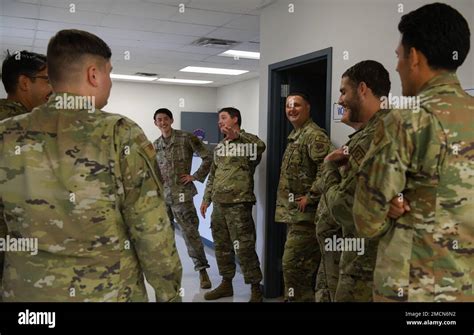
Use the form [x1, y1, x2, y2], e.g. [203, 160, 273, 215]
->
[153, 129, 211, 205]
[275, 118, 331, 223]
[203, 130, 265, 204]
[0, 93, 182, 302]
[318, 110, 390, 278]
[354, 72, 474, 302]
[0, 99, 28, 121]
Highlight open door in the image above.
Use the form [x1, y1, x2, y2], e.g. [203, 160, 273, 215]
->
[264, 47, 332, 298]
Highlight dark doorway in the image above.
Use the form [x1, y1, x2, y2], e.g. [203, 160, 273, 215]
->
[264, 47, 332, 298]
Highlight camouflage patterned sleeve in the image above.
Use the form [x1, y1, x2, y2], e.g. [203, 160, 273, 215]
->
[307, 134, 332, 205]
[239, 131, 266, 169]
[319, 160, 342, 193]
[353, 112, 412, 238]
[189, 134, 212, 183]
[203, 157, 216, 204]
[151, 138, 164, 184]
[0, 197, 5, 301]
[325, 165, 359, 231]
[115, 119, 183, 302]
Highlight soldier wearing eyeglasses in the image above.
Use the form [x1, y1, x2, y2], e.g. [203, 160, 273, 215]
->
[0, 50, 52, 121]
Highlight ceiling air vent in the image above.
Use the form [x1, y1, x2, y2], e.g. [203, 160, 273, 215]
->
[191, 38, 239, 49]
[134, 72, 158, 77]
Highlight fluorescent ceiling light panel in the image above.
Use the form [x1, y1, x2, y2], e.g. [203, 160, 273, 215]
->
[111, 74, 157, 81]
[158, 78, 213, 84]
[219, 50, 260, 60]
[180, 66, 248, 76]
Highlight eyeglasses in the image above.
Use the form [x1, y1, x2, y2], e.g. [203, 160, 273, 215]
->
[29, 75, 50, 84]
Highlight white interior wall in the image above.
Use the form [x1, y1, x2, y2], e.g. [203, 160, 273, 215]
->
[257, 0, 474, 275]
[216, 77, 260, 135]
[104, 81, 218, 141]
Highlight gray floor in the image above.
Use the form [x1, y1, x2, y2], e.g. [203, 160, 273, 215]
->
[145, 230, 283, 302]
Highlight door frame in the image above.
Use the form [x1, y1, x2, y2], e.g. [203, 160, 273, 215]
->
[263, 47, 332, 298]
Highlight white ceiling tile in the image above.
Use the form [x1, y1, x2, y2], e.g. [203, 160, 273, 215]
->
[0, 27, 36, 38]
[146, 0, 192, 5]
[39, 0, 114, 13]
[32, 46, 47, 54]
[224, 14, 259, 31]
[250, 35, 259, 43]
[101, 37, 144, 48]
[39, 6, 105, 25]
[177, 45, 223, 55]
[142, 33, 196, 44]
[233, 41, 260, 52]
[94, 26, 151, 40]
[188, 0, 274, 14]
[101, 14, 158, 31]
[36, 19, 98, 32]
[109, 42, 183, 56]
[15, 0, 40, 4]
[151, 21, 216, 37]
[32, 38, 48, 48]
[1, 36, 33, 47]
[169, 7, 240, 26]
[34, 30, 58, 40]
[0, 16, 38, 29]
[150, 50, 208, 61]
[2, 0, 39, 19]
[93, 28, 195, 46]
[109, 1, 178, 20]
[206, 27, 259, 42]
[1, 0, 263, 87]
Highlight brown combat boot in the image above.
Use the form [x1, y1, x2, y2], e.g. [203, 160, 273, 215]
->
[249, 283, 263, 302]
[204, 278, 233, 300]
[199, 269, 211, 289]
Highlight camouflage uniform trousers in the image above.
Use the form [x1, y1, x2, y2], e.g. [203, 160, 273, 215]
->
[314, 211, 341, 302]
[210, 202, 262, 284]
[166, 201, 210, 271]
[334, 239, 378, 302]
[282, 222, 321, 302]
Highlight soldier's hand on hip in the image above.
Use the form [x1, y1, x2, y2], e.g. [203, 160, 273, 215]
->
[295, 196, 309, 212]
[180, 174, 195, 185]
[388, 196, 411, 219]
[200, 201, 209, 218]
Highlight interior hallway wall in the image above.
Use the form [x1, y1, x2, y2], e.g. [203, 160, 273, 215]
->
[216, 77, 260, 135]
[105, 81, 218, 142]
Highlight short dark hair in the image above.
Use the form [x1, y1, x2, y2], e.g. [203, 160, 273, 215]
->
[342, 60, 391, 98]
[218, 107, 241, 127]
[47, 29, 112, 85]
[398, 3, 470, 71]
[287, 92, 311, 105]
[1, 50, 47, 94]
[154, 108, 173, 120]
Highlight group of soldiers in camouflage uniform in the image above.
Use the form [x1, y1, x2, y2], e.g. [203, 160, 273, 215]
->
[152, 106, 265, 302]
[277, 3, 473, 302]
[277, 3, 472, 303]
[0, 2, 472, 302]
